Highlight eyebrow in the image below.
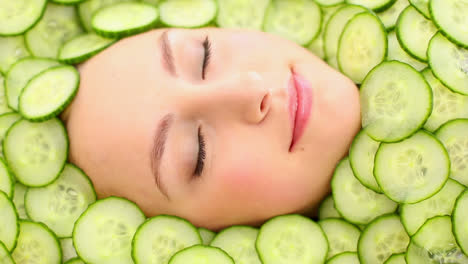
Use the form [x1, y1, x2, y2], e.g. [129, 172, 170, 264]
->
[150, 113, 174, 201]
[160, 29, 177, 76]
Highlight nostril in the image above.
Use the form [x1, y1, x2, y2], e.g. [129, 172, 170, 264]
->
[260, 93, 270, 113]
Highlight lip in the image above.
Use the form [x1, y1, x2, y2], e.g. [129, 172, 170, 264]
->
[288, 68, 312, 152]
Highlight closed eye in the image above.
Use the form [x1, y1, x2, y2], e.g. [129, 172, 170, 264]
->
[194, 126, 206, 177]
[201, 36, 212, 80]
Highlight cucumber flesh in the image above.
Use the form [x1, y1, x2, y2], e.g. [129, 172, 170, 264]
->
[384, 254, 406, 264]
[430, 0, 468, 48]
[319, 195, 342, 220]
[59, 33, 116, 64]
[378, 0, 410, 30]
[0, 36, 30, 73]
[0, 191, 18, 252]
[409, 0, 430, 18]
[61, 237, 78, 263]
[387, 31, 427, 71]
[0, 0, 47, 36]
[198, 228, 216, 245]
[159, 0, 217, 28]
[0, 74, 12, 115]
[12, 182, 28, 220]
[0, 241, 14, 264]
[0, 113, 22, 158]
[216, 0, 270, 30]
[168, 245, 234, 264]
[78, 0, 138, 32]
[210, 226, 261, 264]
[453, 189, 468, 255]
[327, 252, 360, 264]
[346, 0, 397, 12]
[319, 218, 361, 259]
[0, 159, 13, 198]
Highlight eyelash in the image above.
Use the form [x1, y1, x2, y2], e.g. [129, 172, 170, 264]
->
[201, 36, 212, 80]
[194, 126, 206, 177]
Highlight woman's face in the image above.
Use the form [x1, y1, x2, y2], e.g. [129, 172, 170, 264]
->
[62, 27, 360, 230]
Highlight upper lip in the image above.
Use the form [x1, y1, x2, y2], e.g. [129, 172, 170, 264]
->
[289, 68, 299, 152]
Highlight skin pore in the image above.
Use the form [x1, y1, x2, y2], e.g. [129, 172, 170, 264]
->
[60, 27, 360, 230]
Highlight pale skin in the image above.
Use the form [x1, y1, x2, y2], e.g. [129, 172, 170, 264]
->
[60, 27, 361, 231]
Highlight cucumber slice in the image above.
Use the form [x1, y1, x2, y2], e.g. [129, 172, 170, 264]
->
[142, 0, 160, 5]
[349, 130, 382, 193]
[51, 0, 87, 4]
[377, 0, 410, 30]
[400, 179, 464, 236]
[375, 130, 450, 204]
[0, 113, 21, 158]
[430, 0, 468, 48]
[198, 227, 215, 245]
[5, 57, 61, 111]
[384, 254, 406, 264]
[423, 69, 468, 132]
[73, 197, 145, 264]
[65, 257, 85, 264]
[263, 0, 322, 46]
[92, 2, 159, 39]
[25, 3, 84, 59]
[0, 36, 30, 73]
[18, 65, 79, 122]
[78, 0, 138, 32]
[216, 0, 270, 30]
[4, 118, 68, 187]
[315, 0, 344, 6]
[25, 164, 97, 238]
[168, 245, 234, 264]
[0, 0, 47, 36]
[436, 119, 468, 186]
[12, 182, 28, 220]
[11, 221, 61, 264]
[0, 74, 12, 115]
[346, 0, 397, 11]
[387, 31, 427, 71]
[360, 61, 432, 142]
[132, 215, 202, 264]
[409, 0, 430, 18]
[159, 0, 217, 28]
[337, 12, 387, 84]
[0, 159, 12, 198]
[308, 4, 344, 59]
[319, 195, 342, 220]
[59, 34, 116, 64]
[428, 32, 468, 95]
[396, 5, 437, 62]
[358, 214, 410, 264]
[0, 241, 13, 264]
[256, 214, 328, 264]
[327, 252, 360, 264]
[319, 218, 361, 259]
[0, 190, 19, 252]
[453, 189, 468, 255]
[210, 226, 261, 264]
[332, 158, 397, 225]
[61, 237, 78, 263]
[324, 4, 367, 69]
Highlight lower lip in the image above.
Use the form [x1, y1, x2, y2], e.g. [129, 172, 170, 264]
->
[288, 69, 312, 152]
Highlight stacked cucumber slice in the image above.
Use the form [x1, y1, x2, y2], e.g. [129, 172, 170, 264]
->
[0, 0, 467, 263]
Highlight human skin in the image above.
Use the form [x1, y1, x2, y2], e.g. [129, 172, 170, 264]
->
[60, 27, 360, 230]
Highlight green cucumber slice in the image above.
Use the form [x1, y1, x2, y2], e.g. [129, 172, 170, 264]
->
[210, 226, 261, 264]
[374, 130, 450, 204]
[319, 195, 342, 220]
[387, 31, 427, 71]
[319, 218, 361, 259]
[168, 245, 234, 264]
[430, 0, 468, 48]
[327, 252, 360, 264]
[51, 0, 87, 4]
[0, 159, 13, 198]
[409, 0, 430, 18]
[256, 214, 329, 264]
[315, 0, 344, 6]
[216, 0, 270, 30]
[346, 0, 397, 12]
[0, 191, 19, 252]
[59, 33, 116, 64]
[61, 237, 78, 263]
[263, 0, 322, 46]
[0, 0, 47, 36]
[428, 32, 468, 95]
[12, 182, 28, 220]
[92, 2, 159, 38]
[65, 257, 85, 264]
[3, 118, 69, 187]
[159, 0, 217, 28]
[377, 0, 410, 30]
[73, 197, 146, 264]
[0, 113, 22, 158]
[384, 254, 406, 264]
[19, 65, 79, 122]
[453, 189, 468, 255]
[360, 61, 432, 142]
[142, 0, 160, 5]
[0, 241, 14, 264]
[0, 74, 12, 115]
[131, 215, 202, 264]
[358, 214, 409, 264]
[0, 36, 30, 73]
[78, 0, 138, 32]
[198, 228, 215, 245]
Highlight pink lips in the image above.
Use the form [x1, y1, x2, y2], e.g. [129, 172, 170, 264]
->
[288, 69, 312, 152]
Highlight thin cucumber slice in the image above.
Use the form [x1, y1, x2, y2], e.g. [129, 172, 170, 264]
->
[319, 218, 361, 259]
[315, 0, 344, 6]
[4, 118, 68, 187]
[374, 130, 450, 204]
[0, 74, 12, 115]
[436, 119, 468, 186]
[400, 179, 464, 236]
[384, 254, 406, 264]
[319, 195, 342, 220]
[324, 4, 367, 69]
[453, 189, 468, 255]
[198, 228, 215, 245]
[0, 241, 13, 264]
[51, 0, 87, 4]
[5, 57, 61, 111]
[73, 197, 146, 264]
[65, 257, 85, 264]
[358, 214, 410, 264]
[92, 2, 159, 38]
[377, 0, 410, 30]
[327, 252, 360, 264]
[131, 215, 202, 264]
[349, 130, 382, 193]
[210, 226, 261, 264]
[0, 36, 30, 73]
[142, 0, 160, 5]
[256, 214, 328, 264]
[409, 0, 429, 18]
[337, 12, 387, 84]
[19, 65, 79, 122]
[423, 68, 468, 132]
[159, 0, 217, 28]
[61, 237, 78, 263]
[168, 245, 234, 264]
[396, 5, 437, 62]
[59, 33, 116, 64]
[11, 221, 61, 264]
[78, 0, 138, 32]
[25, 163, 97, 238]
[25, 3, 84, 59]
[0, 0, 47, 36]
[360, 61, 432, 142]
[430, 0, 468, 48]
[346, 0, 397, 11]
[0, 191, 19, 252]
[308, 4, 344, 59]
[0, 159, 12, 198]
[216, 0, 270, 30]
[12, 182, 28, 220]
[387, 31, 427, 71]
[332, 158, 397, 225]
[263, 0, 322, 46]
[0, 113, 22, 158]
[428, 32, 468, 95]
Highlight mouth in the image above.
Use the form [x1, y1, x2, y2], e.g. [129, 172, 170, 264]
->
[288, 67, 312, 152]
